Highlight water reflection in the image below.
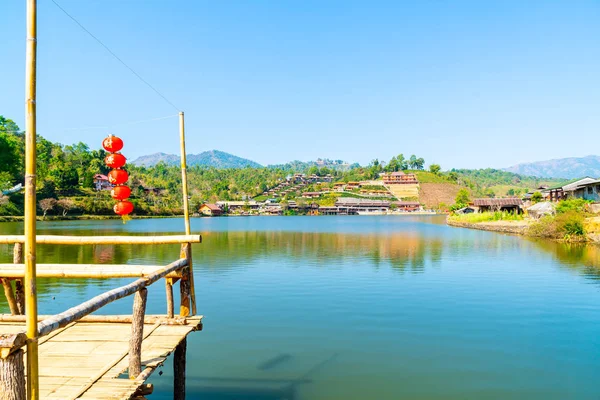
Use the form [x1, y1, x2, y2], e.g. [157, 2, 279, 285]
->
[2, 218, 600, 399]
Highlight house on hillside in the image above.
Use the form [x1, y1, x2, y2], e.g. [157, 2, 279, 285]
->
[381, 171, 418, 184]
[199, 203, 223, 216]
[216, 200, 260, 212]
[302, 192, 321, 199]
[570, 179, 600, 202]
[93, 174, 112, 191]
[393, 201, 421, 212]
[472, 198, 523, 213]
[544, 177, 597, 202]
[333, 182, 345, 192]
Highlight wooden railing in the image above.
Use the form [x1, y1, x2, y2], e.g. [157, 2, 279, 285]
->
[0, 234, 200, 398]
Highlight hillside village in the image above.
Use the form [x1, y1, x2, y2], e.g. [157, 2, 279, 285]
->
[198, 171, 426, 216]
[195, 173, 600, 217]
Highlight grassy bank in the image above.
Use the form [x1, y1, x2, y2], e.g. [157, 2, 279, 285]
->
[448, 200, 599, 243]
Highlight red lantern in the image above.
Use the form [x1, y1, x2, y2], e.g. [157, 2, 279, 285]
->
[114, 200, 134, 215]
[108, 169, 128, 185]
[105, 153, 127, 169]
[102, 135, 124, 152]
[111, 185, 131, 200]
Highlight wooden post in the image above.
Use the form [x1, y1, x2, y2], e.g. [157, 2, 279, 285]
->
[13, 244, 24, 315]
[179, 244, 191, 317]
[0, 279, 18, 315]
[25, 0, 40, 398]
[165, 278, 174, 318]
[173, 338, 186, 400]
[0, 333, 27, 400]
[0, 349, 26, 400]
[179, 112, 197, 315]
[129, 288, 148, 378]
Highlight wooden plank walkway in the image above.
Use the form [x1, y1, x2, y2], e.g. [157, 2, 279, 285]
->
[0, 315, 202, 399]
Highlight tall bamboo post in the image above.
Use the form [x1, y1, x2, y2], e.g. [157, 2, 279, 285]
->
[24, 0, 40, 398]
[179, 112, 197, 315]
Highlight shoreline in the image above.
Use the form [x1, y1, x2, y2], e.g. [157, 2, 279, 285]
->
[0, 212, 444, 223]
[446, 218, 528, 235]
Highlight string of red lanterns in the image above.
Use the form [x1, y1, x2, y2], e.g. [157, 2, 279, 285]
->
[102, 135, 134, 216]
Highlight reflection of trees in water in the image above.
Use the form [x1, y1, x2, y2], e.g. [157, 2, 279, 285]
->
[529, 239, 600, 281]
[195, 231, 445, 275]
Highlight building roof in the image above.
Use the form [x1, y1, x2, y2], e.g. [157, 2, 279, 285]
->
[302, 192, 321, 196]
[545, 177, 596, 192]
[216, 201, 259, 207]
[382, 171, 405, 176]
[393, 201, 421, 206]
[473, 198, 523, 207]
[573, 179, 600, 189]
[336, 198, 390, 207]
[94, 174, 109, 180]
[201, 203, 221, 211]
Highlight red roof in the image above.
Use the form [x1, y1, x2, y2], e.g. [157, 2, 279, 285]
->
[94, 174, 109, 180]
[473, 198, 523, 207]
[201, 203, 221, 211]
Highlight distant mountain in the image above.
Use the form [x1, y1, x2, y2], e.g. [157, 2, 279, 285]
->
[132, 150, 262, 169]
[504, 155, 600, 179]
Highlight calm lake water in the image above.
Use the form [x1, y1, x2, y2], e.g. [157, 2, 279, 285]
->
[1, 216, 600, 399]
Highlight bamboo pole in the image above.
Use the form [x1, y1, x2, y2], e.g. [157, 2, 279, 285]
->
[24, 0, 39, 398]
[37, 258, 187, 337]
[129, 288, 147, 378]
[179, 244, 191, 317]
[0, 279, 18, 315]
[0, 234, 201, 245]
[0, 264, 184, 279]
[0, 314, 192, 325]
[13, 244, 24, 315]
[179, 112, 197, 315]
[165, 279, 174, 318]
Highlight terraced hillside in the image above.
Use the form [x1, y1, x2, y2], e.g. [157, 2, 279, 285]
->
[385, 183, 420, 199]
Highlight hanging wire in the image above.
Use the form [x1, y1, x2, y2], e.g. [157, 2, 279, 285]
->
[1, 114, 179, 135]
[50, 0, 181, 112]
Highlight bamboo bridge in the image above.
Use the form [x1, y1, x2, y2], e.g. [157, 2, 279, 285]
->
[0, 235, 202, 399]
[0, 0, 206, 398]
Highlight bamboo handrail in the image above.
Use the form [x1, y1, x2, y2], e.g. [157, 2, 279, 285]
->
[0, 315, 190, 325]
[0, 264, 180, 279]
[0, 234, 201, 245]
[36, 258, 187, 337]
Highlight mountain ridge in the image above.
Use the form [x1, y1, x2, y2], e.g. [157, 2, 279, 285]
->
[503, 155, 600, 179]
[132, 150, 263, 169]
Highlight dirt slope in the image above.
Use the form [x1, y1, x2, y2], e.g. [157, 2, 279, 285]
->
[419, 183, 464, 208]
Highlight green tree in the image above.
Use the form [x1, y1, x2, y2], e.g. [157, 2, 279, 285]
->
[531, 191, 543, 203]
[455, 188, 471, 206]
[397, 154, 408, 170]
[409, 155, 418, 169]
[429, 164, 441, 174]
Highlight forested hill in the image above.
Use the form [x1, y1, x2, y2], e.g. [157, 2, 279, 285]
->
[504, 155, 600, 179]
[132, 150, 262, 168]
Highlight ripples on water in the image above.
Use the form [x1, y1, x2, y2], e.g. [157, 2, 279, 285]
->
[1, 216, 599, 399]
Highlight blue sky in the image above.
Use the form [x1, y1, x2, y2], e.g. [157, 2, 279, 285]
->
[1, 1, 599, 169]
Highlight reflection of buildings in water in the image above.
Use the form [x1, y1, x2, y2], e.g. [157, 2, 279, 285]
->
[199, 231, 445, 274]
[93, 245, 116, 264]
